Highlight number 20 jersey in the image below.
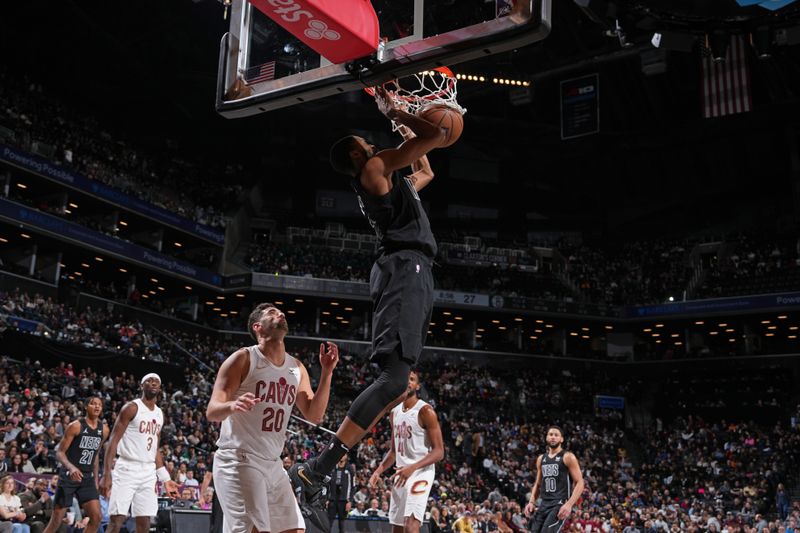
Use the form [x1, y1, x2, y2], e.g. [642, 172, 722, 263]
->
[216, 345, 300, 460]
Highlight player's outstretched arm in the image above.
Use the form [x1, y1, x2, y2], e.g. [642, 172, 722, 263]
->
[295, 342, 339, 424]
[557, 452, 585, 520]
[100, 402, 138, 498]
[369, 412, 396, 488]
[375, 88, 441, 140]
[524, 455, 543, 516]
[396, 125, 434, 192]
[367, 87, 445, 179]
[392, 405, 444, 487]
[206, 348, 258, 422]
[55, 421, 84, 482]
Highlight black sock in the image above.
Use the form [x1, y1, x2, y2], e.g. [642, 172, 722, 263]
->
[312, 436, 349, 476]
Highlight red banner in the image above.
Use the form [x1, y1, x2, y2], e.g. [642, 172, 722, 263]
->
[248, 0, 379, 64]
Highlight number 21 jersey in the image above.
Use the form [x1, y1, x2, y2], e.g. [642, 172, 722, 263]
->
[216, 345, 300, 460]
[63, 418, 104, 476]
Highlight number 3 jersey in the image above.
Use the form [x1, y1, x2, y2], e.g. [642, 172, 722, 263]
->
[216, 345, 301, 461]
[391, 399, 433, 473]
[117, 399, 163, 464]
[63, 418, 104, 476]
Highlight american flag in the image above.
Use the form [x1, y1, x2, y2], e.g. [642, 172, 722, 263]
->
[244, 61, 276, 85]
[701, 36, 752, 118]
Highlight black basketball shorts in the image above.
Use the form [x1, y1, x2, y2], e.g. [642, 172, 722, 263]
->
[529, 505, 564, 533]
[369, 249, 434, 365]
[55, 474, 99, 507]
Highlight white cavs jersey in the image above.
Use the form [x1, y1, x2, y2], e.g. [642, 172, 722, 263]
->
[391, 399, 433, 472]
[217, 345, 301, 460]
[117, 398, 163, 463]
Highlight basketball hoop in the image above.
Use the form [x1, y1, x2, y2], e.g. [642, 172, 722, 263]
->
[365, 66, 466, 131]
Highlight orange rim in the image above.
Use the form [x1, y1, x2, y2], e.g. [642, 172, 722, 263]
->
[364, 66, 455, 101]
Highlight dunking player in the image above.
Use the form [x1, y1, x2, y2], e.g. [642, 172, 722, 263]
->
[100, 374, 179, 533]
[206, 302, 339, 533]
[524, 426, 585, 533]
[369, 370, 444, 533]
[43, 397, 109, 533]
[290, 86, 447, 531]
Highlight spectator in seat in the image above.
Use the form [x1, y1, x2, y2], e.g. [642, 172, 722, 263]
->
[182, 471, 198, 489]
[777, 484, 791, 521]
[18, 478, 54, 533]
[0, 475, 30, 533]
[364, 499, 381, 518]
[348, 501, 367, 517]
[30, 442, 53, 472]
[452, 511, 473, 533]
[173, 489, 196, 510]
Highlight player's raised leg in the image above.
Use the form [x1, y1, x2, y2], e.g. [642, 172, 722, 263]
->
[289, 84, 452, 533]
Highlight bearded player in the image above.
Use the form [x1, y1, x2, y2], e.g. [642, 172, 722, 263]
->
[524, 426, 585, 533]
[207, 302, 339, 533]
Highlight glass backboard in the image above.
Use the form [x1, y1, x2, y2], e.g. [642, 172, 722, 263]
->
[216, 0, 551, 118]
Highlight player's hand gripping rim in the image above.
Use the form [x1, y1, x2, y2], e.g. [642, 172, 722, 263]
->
[374, 87, 399, 118]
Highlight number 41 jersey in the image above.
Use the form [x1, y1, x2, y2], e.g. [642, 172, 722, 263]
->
[216, 345, 301, 460]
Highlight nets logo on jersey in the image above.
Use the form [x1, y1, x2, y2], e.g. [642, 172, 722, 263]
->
[139, 419, 161, 436]
[78, 435, 102, 451]
[255, 377, 297, 406]
[542, 463, 560, 477]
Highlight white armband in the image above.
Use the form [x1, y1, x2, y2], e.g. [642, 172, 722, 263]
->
[156, 467, 171, 483]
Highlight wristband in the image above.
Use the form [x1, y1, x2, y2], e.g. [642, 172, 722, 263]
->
[156, 467, 171, 483]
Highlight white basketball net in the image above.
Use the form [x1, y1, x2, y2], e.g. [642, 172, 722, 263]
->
[369, 69, 466, 132]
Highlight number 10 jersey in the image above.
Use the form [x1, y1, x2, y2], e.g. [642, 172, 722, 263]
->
[216, 345, 301, 460]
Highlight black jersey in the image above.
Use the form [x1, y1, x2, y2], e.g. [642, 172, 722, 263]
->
[352, 171, 437, 259]
[539, 450, 571, 506]
[63, 418, 103, 476]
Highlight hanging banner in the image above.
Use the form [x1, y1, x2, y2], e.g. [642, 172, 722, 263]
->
[560, 73, 599, 140]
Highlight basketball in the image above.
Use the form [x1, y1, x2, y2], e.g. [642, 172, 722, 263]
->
[418, 104, 464, 147]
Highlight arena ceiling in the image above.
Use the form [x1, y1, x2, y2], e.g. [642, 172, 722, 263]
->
[3, 1, 799, 235]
